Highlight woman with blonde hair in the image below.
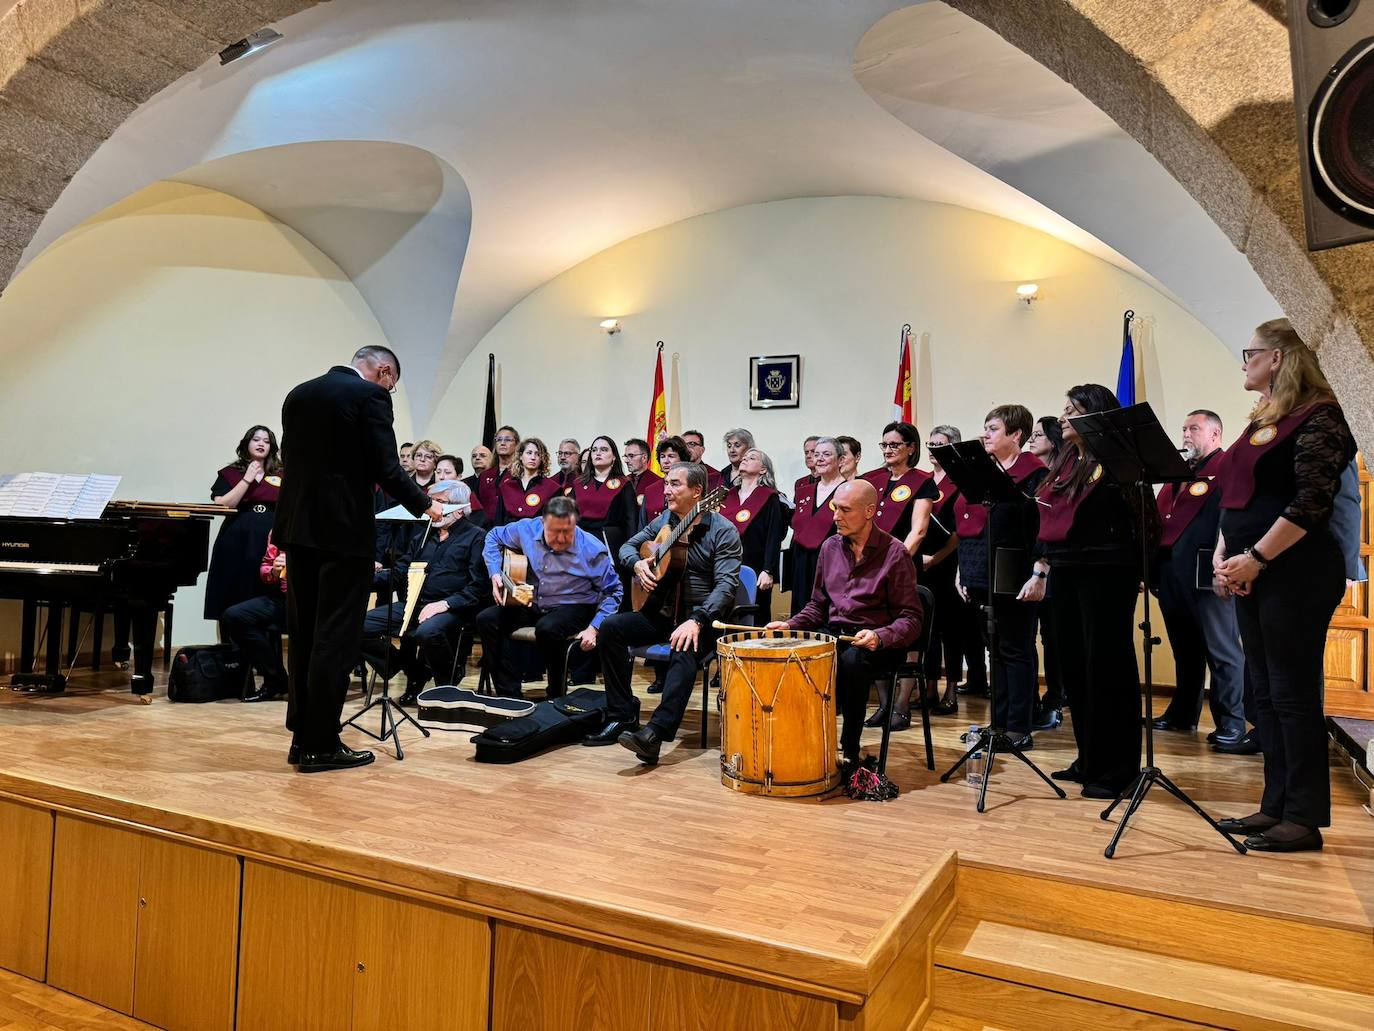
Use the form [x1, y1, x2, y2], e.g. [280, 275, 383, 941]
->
[719, 447, 785, 619]
[1213, 318, 1354, 853]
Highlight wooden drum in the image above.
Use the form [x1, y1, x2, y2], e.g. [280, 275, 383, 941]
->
[716, 630, 838, 797]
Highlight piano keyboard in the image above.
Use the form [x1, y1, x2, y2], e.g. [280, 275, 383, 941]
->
[0, 560, 102, 575]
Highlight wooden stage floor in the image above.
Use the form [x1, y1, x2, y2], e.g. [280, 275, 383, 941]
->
[0, 665, 1371, 1027]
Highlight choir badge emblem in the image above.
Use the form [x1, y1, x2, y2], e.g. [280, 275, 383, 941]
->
[749, 354, 801, 409]
[735, 509, 751, 523]
[1090, 464, 1103, 483]
[828, 499, 837, 511]
[607, 478, 622, 490]
[890, 484, 912, 503]
[1249, 425, 1278, 446]
[637, 494, 645, 506]
[525, 492, 541, 507]
[265, 475, 282, 487]
[1188, 481, 1210, 497]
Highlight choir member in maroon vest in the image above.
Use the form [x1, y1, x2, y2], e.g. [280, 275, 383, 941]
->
[786, 437, 844, 616]
[1035, 385, 1150, 799]
[794, 435, 820, 498]
[722, 427, 755, 487]
[835, 435, 862, 482]
[622, 437, 661, 534]
[206, 425, 284, 621]
[860, 422, 938, 729]
[953, 405, 1047, 745]
[1212, 320, 1354, 853]
[1026, 416, 1066, 730]
[555, 438, 582, 491]
[720, 448, 785, 620]
[477, 425, 520, 515]
[919, 425, 971, 716]
[643, 436, 690, 525]
[1150, 410, 1245, 745]
[568, 436, 636, 680]
[682, 429, 723, 491]
[495, 438, 562, 525]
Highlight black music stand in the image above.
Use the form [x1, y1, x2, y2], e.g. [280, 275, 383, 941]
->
[931, 441, 1066, 813]
[1070, 403, 1246, 858]
[342, 517, 431, 760]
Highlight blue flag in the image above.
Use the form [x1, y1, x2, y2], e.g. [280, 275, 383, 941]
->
[1115, 316, 1135, 406]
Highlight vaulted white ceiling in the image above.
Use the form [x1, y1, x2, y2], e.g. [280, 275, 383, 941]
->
[24, 0, 1273, 430]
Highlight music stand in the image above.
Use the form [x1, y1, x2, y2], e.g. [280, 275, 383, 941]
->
[342, 515, 432, 760]
[931, 441, 1067, 813]
[1070, 403, 1246, 859]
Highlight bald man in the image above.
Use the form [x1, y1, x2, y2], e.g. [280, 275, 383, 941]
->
[768, 479, 923, 768]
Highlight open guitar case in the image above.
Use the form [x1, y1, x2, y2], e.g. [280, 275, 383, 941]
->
[469, 686, 608, 763]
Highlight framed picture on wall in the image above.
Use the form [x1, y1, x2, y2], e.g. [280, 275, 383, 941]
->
[749, 354, 801, 409]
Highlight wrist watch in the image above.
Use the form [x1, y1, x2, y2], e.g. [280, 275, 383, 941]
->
[1032, 569, 1048, 580]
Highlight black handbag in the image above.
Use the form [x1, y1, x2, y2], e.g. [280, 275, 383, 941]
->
[167, 644, 245, 703]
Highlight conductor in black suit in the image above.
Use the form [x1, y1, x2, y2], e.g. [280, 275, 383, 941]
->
[275, 346, 442, 772]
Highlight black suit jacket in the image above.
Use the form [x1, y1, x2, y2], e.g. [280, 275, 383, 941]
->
[275, 366, 432, 559]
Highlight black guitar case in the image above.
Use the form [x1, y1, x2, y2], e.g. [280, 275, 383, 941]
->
[472, 687, 608, 763]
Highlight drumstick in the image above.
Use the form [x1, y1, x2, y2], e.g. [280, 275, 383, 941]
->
[710, 620, 862, 643]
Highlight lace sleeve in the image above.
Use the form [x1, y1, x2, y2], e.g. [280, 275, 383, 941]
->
[1282, 404, 1355, 530]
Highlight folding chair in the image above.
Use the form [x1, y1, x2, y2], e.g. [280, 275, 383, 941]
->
[878, 583, 936, 775]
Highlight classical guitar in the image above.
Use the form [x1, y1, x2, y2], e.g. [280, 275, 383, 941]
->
[498, 548, 535, 608]
[631, 484, 729, 614]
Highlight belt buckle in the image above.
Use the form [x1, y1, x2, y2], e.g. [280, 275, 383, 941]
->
[252, 503, 268, 514]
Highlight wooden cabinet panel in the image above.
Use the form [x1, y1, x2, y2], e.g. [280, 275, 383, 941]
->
[0, 800, 52, 981]
[46, 815, 140, 1013]
[650, 962, 834, 1031]
[1324, 628, 1365, 693]
[492, 923, 653, 1031]
[238, 861, 357, 1031]
[353, 890, 489, 1031]
[133, 836, 240, 1031]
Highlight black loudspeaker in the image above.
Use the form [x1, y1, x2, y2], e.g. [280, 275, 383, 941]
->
[1288, 0, 1374, 249]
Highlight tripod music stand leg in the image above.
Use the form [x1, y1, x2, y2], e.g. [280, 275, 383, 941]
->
[1155, 771, 1249, 855]
[1104, 771, 1155, 859]
[1007, 745, 1068, 798]
[977, 737, 998, 813]
[939, 732, 986, 783]
[392, 701, 431, 738]
[1100, 770, 1145, 821]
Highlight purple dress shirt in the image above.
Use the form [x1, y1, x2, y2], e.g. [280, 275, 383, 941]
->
[787, 527, 923, 650]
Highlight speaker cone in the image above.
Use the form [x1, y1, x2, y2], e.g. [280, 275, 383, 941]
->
[1311, 36, 1374, 221]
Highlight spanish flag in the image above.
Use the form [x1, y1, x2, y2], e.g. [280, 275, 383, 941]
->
[893, 324, 914, 424]
[647, 341, 668, 474]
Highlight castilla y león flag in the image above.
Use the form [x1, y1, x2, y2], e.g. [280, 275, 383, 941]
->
[893, 324, 914, 424]
[647, 341, 668, 474]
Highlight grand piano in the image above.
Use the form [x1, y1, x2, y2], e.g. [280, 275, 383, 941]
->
[0, 505, 212, 697]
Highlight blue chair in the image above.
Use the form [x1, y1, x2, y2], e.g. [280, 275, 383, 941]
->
[629, 565, 760, 748]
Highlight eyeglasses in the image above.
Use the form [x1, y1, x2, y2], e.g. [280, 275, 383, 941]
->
[878, 441, 907, 451]
[494, 436, 517, 444]
[413, 451, 437, 461]
[1242, 347, 1273, 363]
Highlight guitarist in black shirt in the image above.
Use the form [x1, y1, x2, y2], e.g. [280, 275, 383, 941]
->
[586, 464, 741, 763]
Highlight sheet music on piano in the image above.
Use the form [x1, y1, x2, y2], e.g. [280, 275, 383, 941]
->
[0, 473, 122, 519]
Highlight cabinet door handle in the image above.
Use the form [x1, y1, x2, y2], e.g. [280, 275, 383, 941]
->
[356, 962, 365, 973]
[139, 898, 147, 908]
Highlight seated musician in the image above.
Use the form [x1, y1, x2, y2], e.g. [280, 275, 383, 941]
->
[221, 532, 289, 702]
[589, 463, 742, 763]
[766, 479, 923, 772]
[361, 485, 486, 704]
[477, 495, 622, 698]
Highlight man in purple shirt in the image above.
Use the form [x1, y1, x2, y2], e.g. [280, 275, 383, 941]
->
[768, 479, 923, 766]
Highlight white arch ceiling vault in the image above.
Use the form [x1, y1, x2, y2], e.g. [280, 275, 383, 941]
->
[22, 0, 1276, 431]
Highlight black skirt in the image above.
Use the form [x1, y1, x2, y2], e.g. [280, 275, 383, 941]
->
[787, 544, 820, 617]
[203, 506, 275, 619]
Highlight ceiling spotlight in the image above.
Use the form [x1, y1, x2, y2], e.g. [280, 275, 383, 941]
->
[1016, 283, 1040, 305]
[219, 28, 283, 65]
[600, 319, 622, 334]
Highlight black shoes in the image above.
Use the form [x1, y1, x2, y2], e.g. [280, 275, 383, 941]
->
[1216, 812, 1279, 835]
[1081, 781, 1128, 800]
[583, 719, 639, 746]
[397, 690, 419, 707]
[1209, 726, 1249, 748]
[1150, 715, 1195, 732]
[1244, 823, 1323, 852]
[1003, 733, 1033, 751]
[1212, 728, 1261, 755]
[956, 679, 989, 697]
[287, 744, 300, 764]
[930, 698, 959, 717]
[888, 711, 912, 732]
[863, 707, 889, 728]
[619, 724, 663, 765]
[1032, 706, 1062, 731]
[646, 679, 664, 695]
[1051, 762, 1084, 782]
[243, 679, 286, 703]
[298, 745, 375, 773]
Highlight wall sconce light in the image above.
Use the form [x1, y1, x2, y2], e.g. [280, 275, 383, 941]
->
[599, 319, 622, 335]
[1016, 283, 1040, 306]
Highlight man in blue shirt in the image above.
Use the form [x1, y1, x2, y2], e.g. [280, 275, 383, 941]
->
[477, 495, 621, 698]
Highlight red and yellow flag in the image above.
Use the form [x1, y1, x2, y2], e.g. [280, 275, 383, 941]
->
[893, 324, 914, 424]
[647, 341, 668, 474]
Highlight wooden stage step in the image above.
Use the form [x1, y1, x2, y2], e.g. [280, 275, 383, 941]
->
[931, 863, 1374, 1030]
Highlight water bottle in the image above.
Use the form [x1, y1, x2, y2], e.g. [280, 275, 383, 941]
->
[964, 724, 985, 787]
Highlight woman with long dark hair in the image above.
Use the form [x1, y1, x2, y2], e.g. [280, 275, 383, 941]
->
[569, 435, 635, 558]
[1027, 415, 1066, 731]
[1035, 384, 1150, 799]
[1213, 319, 1354, 853]
[205, 425, 284, 622]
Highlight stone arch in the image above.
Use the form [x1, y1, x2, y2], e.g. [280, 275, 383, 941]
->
[0, 0, 324, 284]
[945, 0, 1374, 448]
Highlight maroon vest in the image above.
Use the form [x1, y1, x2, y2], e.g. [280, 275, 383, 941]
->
[954, 452, 1044, 538]
[477, 466, 507, 515]
[1037, 450, 1105, 543]
[791, 479, 843, 549]
[1218, 402, 1322, 510]
[1156, 450, 1223, 547]
[720, 485, 776, 534]
[499, 475, 560, 520]
[932, 474, 959, 520]
[630, 470, 662, 509]
[862, 466, 935, 535]
[702, 463, 724, 492]
[219, 465, 282, 508]
[571, 475, 629, 520]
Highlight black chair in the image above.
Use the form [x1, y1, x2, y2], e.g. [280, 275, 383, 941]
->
[877, 584, 936, 775]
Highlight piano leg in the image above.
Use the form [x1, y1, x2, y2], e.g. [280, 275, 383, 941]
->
[45, 602, 64, 678]
[20, 598, 36, 673]
[129, 603, 158, 700]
